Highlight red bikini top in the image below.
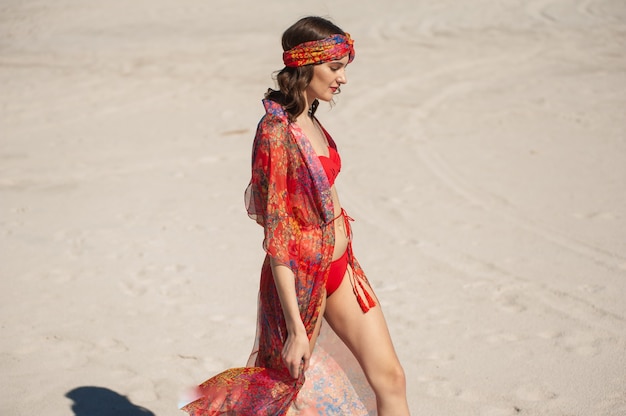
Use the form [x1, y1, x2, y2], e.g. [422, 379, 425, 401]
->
[318, 146, 341, 186]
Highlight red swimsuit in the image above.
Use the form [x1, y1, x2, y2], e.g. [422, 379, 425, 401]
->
[318, 146, 341, 187]
[318, 146, 350, 297]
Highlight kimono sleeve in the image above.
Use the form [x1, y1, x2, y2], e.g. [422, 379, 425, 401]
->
[244, 119, 300, 271]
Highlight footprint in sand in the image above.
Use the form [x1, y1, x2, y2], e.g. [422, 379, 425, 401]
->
[538, 330, 604, 356]
[120, 278, 149, 297]
[119, 264, 161, 297]
[493, 291, 527, 314]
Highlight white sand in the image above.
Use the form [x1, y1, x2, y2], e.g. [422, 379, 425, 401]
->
[1, 1, 625, 415]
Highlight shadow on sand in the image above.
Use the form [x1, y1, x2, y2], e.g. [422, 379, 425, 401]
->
[66, 386, 155, 416]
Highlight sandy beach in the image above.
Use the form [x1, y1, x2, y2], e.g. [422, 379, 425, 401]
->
[1, 1, 625, 415]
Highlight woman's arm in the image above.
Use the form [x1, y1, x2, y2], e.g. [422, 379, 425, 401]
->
[249, 118, 309, 378]
[270, 257, 310, 379]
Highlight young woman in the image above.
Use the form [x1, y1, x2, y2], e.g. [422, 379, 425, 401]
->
[182, 16, 409, 415]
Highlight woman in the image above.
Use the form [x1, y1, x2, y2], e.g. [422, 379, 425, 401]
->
[182, 16, 409, 415]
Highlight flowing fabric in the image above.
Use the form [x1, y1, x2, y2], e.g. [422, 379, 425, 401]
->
[291, 323, 376, 415]
[181, 99, 376, 415]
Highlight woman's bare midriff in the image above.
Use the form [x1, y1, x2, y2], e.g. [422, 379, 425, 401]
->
[329, 186, 349, 260]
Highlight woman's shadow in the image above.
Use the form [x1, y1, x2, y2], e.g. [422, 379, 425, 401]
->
[66, 386, 155, 416]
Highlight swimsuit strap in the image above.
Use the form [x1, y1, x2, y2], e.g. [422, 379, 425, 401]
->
[329, 208, 353, 241]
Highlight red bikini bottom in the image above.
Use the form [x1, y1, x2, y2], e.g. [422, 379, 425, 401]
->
[325, 209, 354, 297]
[326, 248, 349, 297]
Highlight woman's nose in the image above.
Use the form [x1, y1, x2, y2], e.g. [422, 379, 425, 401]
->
[338, 70, 348, 84]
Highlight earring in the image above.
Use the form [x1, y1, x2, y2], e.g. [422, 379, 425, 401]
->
[308, 99, 319, 117]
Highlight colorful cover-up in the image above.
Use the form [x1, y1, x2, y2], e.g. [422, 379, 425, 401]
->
[181, 100, 376, 415]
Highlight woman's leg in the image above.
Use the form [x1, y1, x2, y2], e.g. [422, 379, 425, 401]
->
[309, 294, 326, 351]
[324, 269, 410, 416]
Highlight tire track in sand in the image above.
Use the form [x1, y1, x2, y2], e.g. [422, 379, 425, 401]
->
[413, 129, 625, 273]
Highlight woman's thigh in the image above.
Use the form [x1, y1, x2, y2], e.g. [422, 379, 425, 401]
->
[309, 294, 326, 352]
[323, 268, 401, 385]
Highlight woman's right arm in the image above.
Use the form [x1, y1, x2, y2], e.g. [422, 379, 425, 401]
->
[249, 119, 310, 379]
[270, 258, 311, 379]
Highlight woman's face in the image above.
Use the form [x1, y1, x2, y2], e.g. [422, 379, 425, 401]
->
[306, 55, 350, 102]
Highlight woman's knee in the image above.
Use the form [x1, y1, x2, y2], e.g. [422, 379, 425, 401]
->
[371, 361, 406, 396]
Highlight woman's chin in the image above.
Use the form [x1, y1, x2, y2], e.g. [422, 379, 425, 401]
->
[317, 94, 333, 103]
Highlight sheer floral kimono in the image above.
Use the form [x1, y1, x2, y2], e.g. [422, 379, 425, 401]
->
[181, 99, 376, 415]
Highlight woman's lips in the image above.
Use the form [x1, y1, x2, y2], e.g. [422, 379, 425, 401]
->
[330, 87, 338, 93]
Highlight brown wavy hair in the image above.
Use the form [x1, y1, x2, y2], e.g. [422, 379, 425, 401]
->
[265, 16, 347, 121]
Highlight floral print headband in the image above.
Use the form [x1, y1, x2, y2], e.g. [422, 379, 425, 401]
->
[282, 33, 355, 67]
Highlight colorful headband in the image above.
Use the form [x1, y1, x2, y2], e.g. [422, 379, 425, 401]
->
[282, 33, 355, 67]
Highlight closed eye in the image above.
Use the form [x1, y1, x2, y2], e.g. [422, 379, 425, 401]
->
[328, 61, 346, 72]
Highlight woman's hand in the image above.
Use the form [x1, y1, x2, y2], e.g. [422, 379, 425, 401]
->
[281, 327, 310, 379]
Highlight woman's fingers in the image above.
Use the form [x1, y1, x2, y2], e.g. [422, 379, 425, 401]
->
[282, 351, 299, 378]
[289, 358, 297, 378]
[302, 350, 311, 373]
[285, 355, 308, 378]
[294, 360, 302, 379]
